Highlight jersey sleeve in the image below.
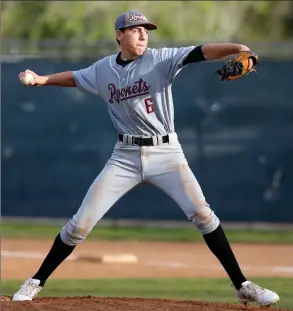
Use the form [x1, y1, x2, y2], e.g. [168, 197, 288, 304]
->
[157, 46, 196, 82]
[72, 61, 100, 96]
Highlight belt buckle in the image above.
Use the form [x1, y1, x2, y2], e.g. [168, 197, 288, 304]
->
[132, 137, 142, 146]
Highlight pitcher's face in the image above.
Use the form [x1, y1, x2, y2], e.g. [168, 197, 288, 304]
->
[116, 26, 149, 57]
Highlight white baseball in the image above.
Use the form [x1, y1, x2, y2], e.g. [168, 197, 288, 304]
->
[21, 72, 35, 86]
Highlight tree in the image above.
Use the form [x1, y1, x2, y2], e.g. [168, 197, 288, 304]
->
[2, 1, 293, 42]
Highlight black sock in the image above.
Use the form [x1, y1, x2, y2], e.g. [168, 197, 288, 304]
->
[33, 233, 75, 286]
[203, 224, 247, 290]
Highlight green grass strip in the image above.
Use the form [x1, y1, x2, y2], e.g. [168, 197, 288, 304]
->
[2, 221, 293, 244]
[2, 278, 292, 309]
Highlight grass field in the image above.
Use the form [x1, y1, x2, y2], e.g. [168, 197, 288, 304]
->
[2, 220, 293, 244]
[2, 220, 293, 309]
[2, 278, 293, 309]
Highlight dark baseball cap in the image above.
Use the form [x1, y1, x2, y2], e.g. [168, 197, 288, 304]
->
[115, 10, 157, 31]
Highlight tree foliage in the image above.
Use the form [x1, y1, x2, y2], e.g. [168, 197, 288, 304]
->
[2, 1, 293, 43]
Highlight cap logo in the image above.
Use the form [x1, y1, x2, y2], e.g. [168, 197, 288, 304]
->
[128, 13, 147, 22]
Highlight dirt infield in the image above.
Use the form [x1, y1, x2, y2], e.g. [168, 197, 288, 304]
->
[2, 239, 293, 311]
[2, 239, 293, 279]
[1, 296, 292, 311]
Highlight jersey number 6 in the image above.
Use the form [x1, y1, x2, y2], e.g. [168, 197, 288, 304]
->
[144, 97, 155, 114]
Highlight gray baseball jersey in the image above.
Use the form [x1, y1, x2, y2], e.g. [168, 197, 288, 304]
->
[73, 46, 195, 136]
[59, 45, 220, 248]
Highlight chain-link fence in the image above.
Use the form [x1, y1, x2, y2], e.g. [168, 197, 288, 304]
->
[2, 39, 293, 61]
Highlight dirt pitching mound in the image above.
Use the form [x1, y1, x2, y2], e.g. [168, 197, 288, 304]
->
[1, 296, 290, 311]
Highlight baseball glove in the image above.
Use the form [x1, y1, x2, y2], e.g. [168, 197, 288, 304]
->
[215, 51, 259, 81]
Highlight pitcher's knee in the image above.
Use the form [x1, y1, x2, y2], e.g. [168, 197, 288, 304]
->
[60, 220, 91, 246]
[190, 204, 220, 235]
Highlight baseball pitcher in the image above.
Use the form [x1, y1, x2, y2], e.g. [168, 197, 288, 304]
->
[13, 10, 279, 307]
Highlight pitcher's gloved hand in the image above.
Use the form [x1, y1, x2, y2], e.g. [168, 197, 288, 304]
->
[215, 51, 259, 81]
